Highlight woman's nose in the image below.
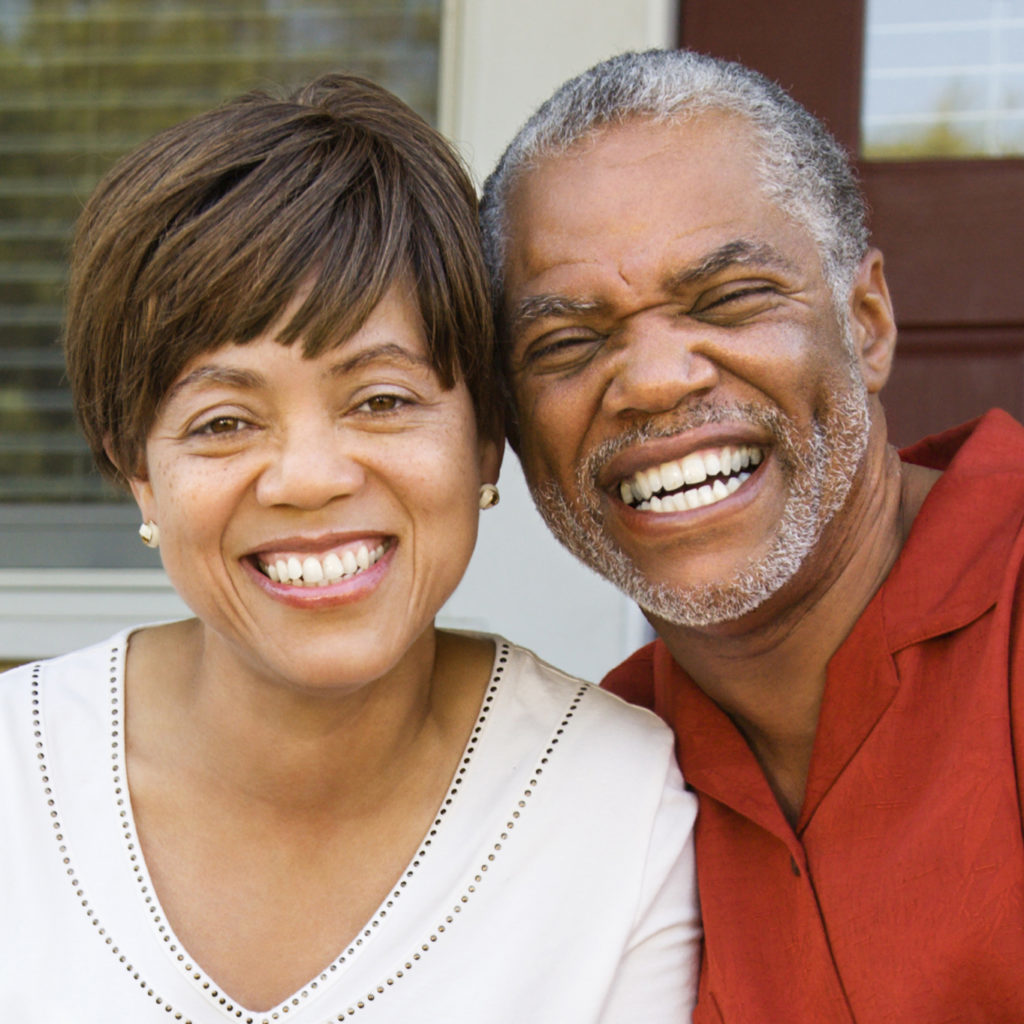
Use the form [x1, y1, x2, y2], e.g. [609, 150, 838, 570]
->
[254, 421, 366, 510]
[601, 318, 719, 418]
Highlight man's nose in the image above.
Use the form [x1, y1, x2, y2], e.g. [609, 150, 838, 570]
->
[255, 422, 366, 510]
[601, 317, 719, 418]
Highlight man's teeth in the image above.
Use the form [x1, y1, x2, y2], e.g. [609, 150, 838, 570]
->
[260, 543, 386, 587]
[619, 444, 763, 511]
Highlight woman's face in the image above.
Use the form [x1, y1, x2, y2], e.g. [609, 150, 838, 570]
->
[129, 282, 500, 694]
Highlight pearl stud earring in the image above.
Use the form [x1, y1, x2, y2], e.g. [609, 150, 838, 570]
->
[138, 521, 160, 548]
[478, 484, 500, 510]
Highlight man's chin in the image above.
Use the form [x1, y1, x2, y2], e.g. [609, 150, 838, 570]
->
[606, 540, 806, 628]
[535, 490, 799, 629]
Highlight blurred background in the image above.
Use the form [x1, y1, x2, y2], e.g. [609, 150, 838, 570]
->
[1, 0, 1022, 674]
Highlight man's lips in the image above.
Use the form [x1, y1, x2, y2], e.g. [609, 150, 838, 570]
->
[251, 538, 391, 588]
[616, 443, 765, 512]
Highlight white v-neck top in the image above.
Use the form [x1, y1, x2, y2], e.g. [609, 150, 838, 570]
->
[0, 630, 699, 1023]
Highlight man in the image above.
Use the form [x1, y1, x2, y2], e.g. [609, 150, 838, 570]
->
[480, 49, 1024, 1021]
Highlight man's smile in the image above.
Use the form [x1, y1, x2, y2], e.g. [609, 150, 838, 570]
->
[617, 444, 765, 512]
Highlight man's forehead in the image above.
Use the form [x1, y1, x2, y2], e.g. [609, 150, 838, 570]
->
[513, 109, 758, 195]
[499, 114, 807, 307]
[504, 112, 765, 251]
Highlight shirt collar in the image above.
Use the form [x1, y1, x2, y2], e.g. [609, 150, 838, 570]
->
[882, 409, 1024, 650]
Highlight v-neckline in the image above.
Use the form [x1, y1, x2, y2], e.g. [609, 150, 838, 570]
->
[47, 629, 510, 1022]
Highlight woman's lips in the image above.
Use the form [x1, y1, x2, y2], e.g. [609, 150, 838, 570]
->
[253, 539, 391, 588]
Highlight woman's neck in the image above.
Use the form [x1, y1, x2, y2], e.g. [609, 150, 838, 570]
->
[124, 620, 492, 816]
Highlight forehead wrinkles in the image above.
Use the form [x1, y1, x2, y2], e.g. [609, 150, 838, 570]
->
[506, 118, 803, 287]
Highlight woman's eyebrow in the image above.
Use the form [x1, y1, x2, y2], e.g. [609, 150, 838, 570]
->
[329, 342, 433, 376]
[164, 365, 265, 404]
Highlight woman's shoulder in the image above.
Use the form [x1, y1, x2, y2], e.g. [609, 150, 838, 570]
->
[0, 624, 182, 717]
[471, 632, 677, 761]
[0, 620, 192, 692]
[465, 635, 694, 889]
[1, 627, 133, 687]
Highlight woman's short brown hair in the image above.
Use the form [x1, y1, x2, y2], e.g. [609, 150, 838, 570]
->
[64, 72, 499, 485]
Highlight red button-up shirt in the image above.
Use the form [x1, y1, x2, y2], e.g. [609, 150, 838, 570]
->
[604, 410, 1024, 1022]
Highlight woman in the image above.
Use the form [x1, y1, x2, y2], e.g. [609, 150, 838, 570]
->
[0, 74, 699, 1022]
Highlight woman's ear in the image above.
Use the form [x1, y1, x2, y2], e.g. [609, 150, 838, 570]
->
[127, 475, 157, 524]
[104, 437, 155, 519]
[848, 248, 898, 395]
[479, 436, 505, 485]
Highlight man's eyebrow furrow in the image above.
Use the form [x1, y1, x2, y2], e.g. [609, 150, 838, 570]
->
[509, 240, 797, 334]
[666, 240, 797, 289]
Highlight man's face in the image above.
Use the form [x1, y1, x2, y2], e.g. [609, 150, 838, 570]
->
[501, 114, 875, 628]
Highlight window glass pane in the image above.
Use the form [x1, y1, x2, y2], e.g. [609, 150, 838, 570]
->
[862, 0, 1024, 158]
[0, 0, 441, 566]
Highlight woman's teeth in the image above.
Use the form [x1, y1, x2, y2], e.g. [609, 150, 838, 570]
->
[259, 543, 387, 587]
[619, 444, 763, 512]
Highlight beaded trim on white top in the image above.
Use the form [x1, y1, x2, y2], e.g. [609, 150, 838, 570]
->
[31, 637, 589, 1022]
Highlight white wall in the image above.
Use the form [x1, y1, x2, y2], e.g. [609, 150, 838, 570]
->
[435, 0, 676, 679]
[0, 0, 676, 680]
[438, 0, 677, 180]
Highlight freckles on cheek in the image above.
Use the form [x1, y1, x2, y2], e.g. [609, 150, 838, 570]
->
[156, 463, 225, 522]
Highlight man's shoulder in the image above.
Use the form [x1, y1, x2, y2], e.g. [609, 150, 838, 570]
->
[900, 410, 1024, 557]
[900, 408, 1024, 470]
[872, 409, 1024, 649]
[601, 640, 659, 710]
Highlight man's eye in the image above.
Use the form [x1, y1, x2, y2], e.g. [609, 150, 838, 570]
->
[695, 286, 777, 317]
[519, 334, 601, 372]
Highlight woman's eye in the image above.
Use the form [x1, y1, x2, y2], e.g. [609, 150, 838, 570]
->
[196, 415, 244, 435]
[359, 394, 405, 413]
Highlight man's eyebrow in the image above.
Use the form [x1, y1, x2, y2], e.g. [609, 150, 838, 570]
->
[506, 240, 798, 334]
[506, 294, 603, 335]
[665, 240, 798, 290]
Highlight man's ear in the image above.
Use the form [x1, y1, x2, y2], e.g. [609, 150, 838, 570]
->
[848, 248, 897, 395]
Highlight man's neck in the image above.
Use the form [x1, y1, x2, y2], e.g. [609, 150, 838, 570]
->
[651, 443, 941, 824]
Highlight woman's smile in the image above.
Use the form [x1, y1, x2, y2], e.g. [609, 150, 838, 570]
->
[255, 538, 390, 587]
[243, 536, 396, 610]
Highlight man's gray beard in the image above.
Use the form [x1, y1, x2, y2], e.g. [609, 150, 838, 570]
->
[527, 359, 871, 628]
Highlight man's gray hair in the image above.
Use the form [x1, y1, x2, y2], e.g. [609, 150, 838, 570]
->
[480, 49, 869, 314]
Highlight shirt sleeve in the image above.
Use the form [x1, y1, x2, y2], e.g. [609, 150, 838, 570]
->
[1009, 535, 1024, 820]
[598, 753, 702, 1023]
